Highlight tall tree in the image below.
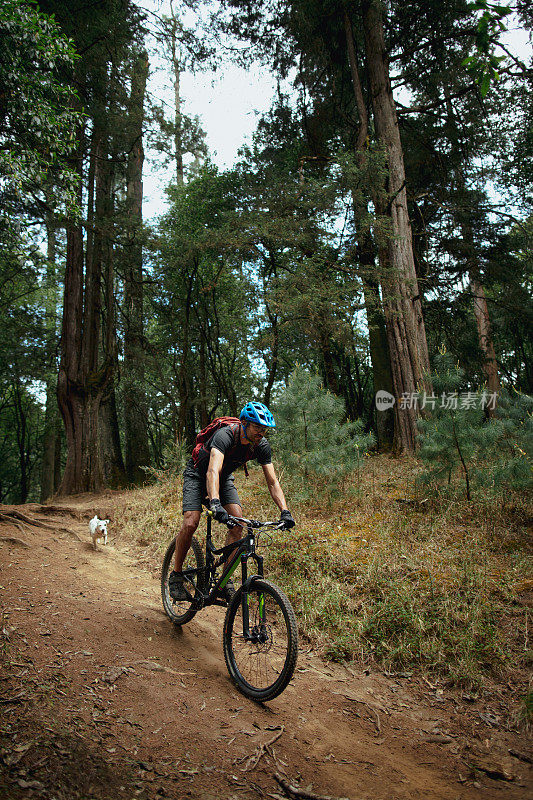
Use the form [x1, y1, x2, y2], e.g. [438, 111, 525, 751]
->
[40, 213, 62, 501]
[57, 118, 115, 493]
[389, 0, 528, 398]
[123, 49, 151, 483]
[52, 0, 143, 493]
[98, 63, 127, 488]
[360, 0, 431, 451]
[343, 7, 394, 447]
[217, 0, 434, 451]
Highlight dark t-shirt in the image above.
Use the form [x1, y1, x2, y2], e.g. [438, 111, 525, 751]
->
[191, 425, 272, 480]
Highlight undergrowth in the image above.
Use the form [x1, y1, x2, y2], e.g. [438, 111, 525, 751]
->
[114, 455, 532, 693]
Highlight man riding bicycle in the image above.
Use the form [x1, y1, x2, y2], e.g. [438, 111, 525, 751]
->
[169, 401, 295, 602]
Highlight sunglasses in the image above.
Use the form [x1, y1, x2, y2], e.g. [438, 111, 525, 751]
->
[249, 423, 268, 434]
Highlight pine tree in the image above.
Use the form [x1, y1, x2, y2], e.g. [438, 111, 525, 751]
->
[417, 353, 532, 500]
[273, 366, 374, 496]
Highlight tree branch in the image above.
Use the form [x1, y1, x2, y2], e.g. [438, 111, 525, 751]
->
[396, 86, 475, 115]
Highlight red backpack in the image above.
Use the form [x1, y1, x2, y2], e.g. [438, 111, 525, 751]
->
[191, 417, 252, 476]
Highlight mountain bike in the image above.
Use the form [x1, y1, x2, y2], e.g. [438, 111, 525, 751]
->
[161, 511, 298, 702]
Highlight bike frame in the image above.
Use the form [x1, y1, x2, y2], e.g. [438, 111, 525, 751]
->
[183, 513, 266, 639]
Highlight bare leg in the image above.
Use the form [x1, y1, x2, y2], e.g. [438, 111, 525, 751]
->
[174, 510, 201, 572]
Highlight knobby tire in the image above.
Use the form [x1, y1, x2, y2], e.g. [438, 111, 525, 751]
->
[223, 578, 298, 701]
[161, 536, 204, 625]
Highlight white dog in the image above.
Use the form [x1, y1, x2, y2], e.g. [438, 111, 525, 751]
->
[89, 516, 109, 550]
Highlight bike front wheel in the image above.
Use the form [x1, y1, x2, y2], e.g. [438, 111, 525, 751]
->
[223, 578, 298, 701]
[161, 536, 204, 625]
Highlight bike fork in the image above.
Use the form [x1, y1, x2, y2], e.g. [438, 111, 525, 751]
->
[240, 552, 264, 641]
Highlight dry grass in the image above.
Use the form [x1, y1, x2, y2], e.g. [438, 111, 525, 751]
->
[112, 454, 532, 694]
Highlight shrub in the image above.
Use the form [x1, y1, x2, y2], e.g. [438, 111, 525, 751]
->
[417, 353, 533, 500]
[273, 366, 374, 498]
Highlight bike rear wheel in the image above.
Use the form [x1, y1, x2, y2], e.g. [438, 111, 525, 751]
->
[223, 578, 298, 701]
[161, 536, 204, 625]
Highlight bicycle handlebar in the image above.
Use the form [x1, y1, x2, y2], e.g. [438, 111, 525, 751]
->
[206, 509, 283, 530]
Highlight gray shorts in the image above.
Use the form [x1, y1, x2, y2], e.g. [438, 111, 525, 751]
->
[182, 461, 241, 513]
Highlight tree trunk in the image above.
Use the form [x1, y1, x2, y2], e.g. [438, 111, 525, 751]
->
[57, 122, 113, 494]
[57, 125, 88, 493]
[454, 195, 501, 402]
[13, 379, 30, 504]
[100, 140, 127, 486]
[170, 5, 184, 185]
[100, 387, 127, 485]
[470, 276, 500, 399]
[41, 384, 59, 502]
[85, 125, 98, 283]
[442, 90, 500, 402]
[361, 0, 431, 452]
[360, 259, 395, 449]
[263, 302, 279, 406]
[169, 11, 195, 441]
[54, 423, 62, 493]
[344, 9, 394, 449]
[40, 213, 60, 501]
[123, 50, 151, 483]
[177, 262, 200, 445]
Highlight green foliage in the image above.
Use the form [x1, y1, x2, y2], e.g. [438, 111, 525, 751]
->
[273, 367, 374, 495]
[145, 165, 256, 448]
[0, 380, 44, 503]
[0, 1, 81, 500]
[462, 1, 512, 96]
[0, 223, 50, 502]
[0, 0, 81, 216]
[417, 352, 533, 499]
[486, 220, 533, 391]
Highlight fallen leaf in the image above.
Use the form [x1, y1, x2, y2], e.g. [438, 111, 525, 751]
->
[17, 780, 44, 790]
[478, 712, 499, 727]
[13, 742, 34, 754]
[103, 666, 131, 684]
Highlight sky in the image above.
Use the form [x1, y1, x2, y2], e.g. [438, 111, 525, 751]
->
[142, 0, 278, 220]
[143, 60, 277, 219]
[141, 2, 532, 222]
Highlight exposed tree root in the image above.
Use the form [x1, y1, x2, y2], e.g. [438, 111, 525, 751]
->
[1, 510, 55, 530]
[26, 505, 84, 519]
[0, 535, 30, 548]
[274, 772, 351, 800]
[0, 509, 72, 534]
[236, 727, 285, 772]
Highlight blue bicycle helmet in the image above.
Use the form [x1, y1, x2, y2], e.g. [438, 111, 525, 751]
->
[239, 401, 276, 428]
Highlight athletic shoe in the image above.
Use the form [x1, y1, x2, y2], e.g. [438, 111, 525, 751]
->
[168, 571, 189, 601]
[223, 579, 236, 602]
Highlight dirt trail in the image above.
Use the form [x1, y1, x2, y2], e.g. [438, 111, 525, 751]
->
[0, 496, 530, 800]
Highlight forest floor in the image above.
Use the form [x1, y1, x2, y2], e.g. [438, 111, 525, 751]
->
[0, 489, 531, 800]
